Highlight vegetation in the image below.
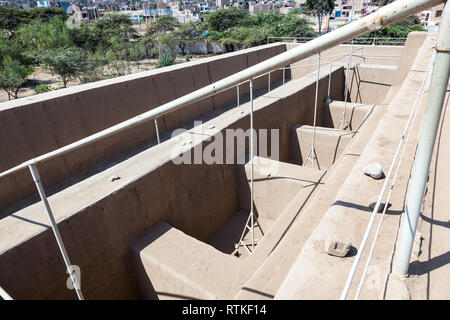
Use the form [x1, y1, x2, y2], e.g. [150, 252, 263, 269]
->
[34, 83, 52, 94]
[155, 53, 175, 68]
[0, 6, 425, 100]
[0, 6, 67, 39]
[303, 0, 336, 35]
[362, 16, 425, 39]
[206, 8, 315, 51]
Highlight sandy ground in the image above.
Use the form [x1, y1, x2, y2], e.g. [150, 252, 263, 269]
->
[0, 54, 214, 103]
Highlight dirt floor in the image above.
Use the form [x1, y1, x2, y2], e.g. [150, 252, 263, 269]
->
[0, 54, 215, 103]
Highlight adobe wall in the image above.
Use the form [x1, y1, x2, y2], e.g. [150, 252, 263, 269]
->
[286, 43, 403, 79]
[348, 64, 396, 105]
[0, 67, 345, 299]
[0, 43, 287, 213]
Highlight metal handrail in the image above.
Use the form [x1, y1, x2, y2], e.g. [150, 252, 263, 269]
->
[268, 36, 408, 46]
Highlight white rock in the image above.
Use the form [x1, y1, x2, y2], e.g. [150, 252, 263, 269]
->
[363, 162, 383, 179]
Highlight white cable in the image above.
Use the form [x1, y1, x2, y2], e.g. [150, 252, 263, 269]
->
[353, 51, 435, 299]
[0, 286, 13, 300]
[340, 51, 436, 300]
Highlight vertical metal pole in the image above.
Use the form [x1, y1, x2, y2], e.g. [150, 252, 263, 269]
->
[154, 118, 160, 144]
[249, 79, 255, 251]
[28, 162, 84, 300]
[268, 72, 271, 92]
[327, 61, 333, 103]
[237, 85, 240, 107]
[311, 52, 321, 169]
[340, 42, 354, 129]
[394, 5, 450, 276]
[283, 67, 286, 85]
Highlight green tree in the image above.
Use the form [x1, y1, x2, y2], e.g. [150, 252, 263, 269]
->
[0, 7, 67, 40]
[149, 15, 179, 35]
[218, 26, 271, 49]
[171, 21, 203, 55]
[206, 8, 249, 32]
[0, 56, 34, 100]
[16, 17, 73, 52]
[361, 16, 425, 40]
[79, 52, 106, 83]
[304, 0, 336, 35]
[39, 47, 84, 87]
[207, 10, 314, 49]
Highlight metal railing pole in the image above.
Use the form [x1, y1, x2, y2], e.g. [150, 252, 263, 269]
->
[340, 42, 354, 129]
[237, 85, 240, 107]
[393, 4, 450, 276]
[283, 67, 286, 85]
[250, 78, 255, 251]
[311, 52, 321, 170]
[154, 118, 160, 144]
[268, 72, 271, 92]
[327, 61, 334, 103]
[0, 286, 12, 300]
[28, 162, 84, 300]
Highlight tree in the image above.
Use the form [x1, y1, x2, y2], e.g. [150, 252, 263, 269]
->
[171, 21, 203, 55]
[0, 56, 34, 100]
[16, 17, 73, 52]
[218, 26, 271, 49]
[207, 10, 314, 50]
[361, 16, 425, 40]
[0, 7, 67, 40]
[88, 14, 137, 51]
[206, 8, 249, 32]
[148, 15, 179, 35]
[39, 48, 84, 87]
[304, 0, 336, 35]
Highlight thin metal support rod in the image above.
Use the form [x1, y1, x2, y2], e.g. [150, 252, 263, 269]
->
[283, 67, 286, 85]
[305, 52, 321, 169]
[327, 60, 334, 103]
[234, 79, 264, 254]
[250, 78, 255, 251]
[237, 85, 240, 107]
[0, 286, 12, 300]
[154, 118, 160, 144]
[268, 72, 271, 92]
[339, 40, 354, 129]
[28, 162, 84, 300]
[393, 4, 450, 276]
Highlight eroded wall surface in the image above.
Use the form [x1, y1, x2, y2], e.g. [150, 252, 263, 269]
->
[0, 43, 286, 213]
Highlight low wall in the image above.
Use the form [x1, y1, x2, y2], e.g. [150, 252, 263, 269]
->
[348, 64, 395, 105]
[0, 67, 345, 299]
[286, 43, 403, 80]
[0, 43, 287, 214]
